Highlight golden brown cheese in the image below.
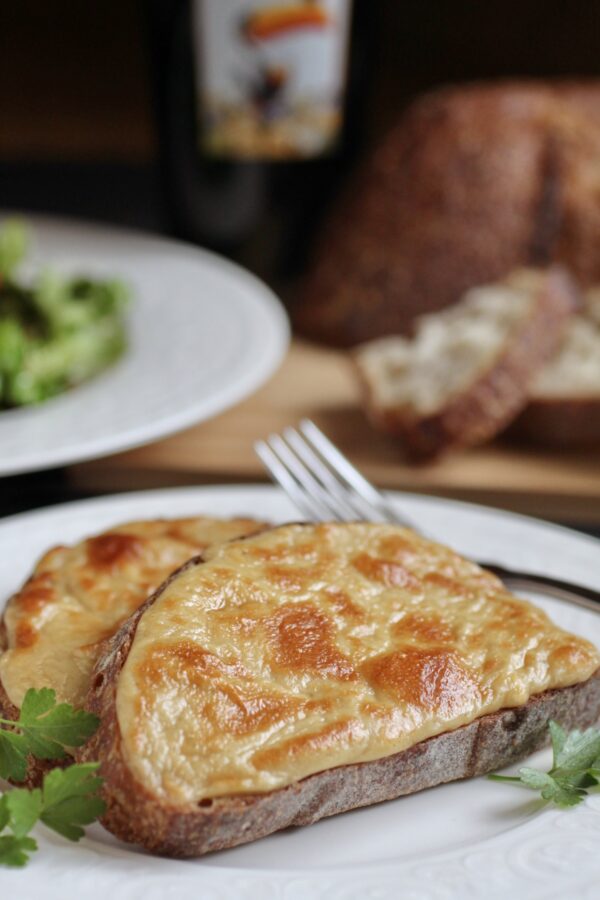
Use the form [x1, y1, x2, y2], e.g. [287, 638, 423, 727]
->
[116, 523, 600, 804]
[0, 517, 264, 708]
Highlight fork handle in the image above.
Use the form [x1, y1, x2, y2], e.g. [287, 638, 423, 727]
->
[480, 562, 600, 614]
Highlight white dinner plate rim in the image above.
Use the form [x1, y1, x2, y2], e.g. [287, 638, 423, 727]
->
[0, 481, 597, 558]
[1, 484, 599, 900]
[0, 213, 289, 476]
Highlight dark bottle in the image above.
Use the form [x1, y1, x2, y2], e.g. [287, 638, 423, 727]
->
[145, 0, 370, 285]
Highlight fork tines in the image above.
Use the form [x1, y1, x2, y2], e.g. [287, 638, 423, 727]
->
[255, 422, 600, 612]
[254, 419, 407, 526]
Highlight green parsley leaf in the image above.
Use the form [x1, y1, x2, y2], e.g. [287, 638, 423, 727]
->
[551, 722, 600, 773]
[0, 835, 38, 868]
[489, 719, 600, 808]
[0, 763, 105, 867]
[4, 788, 43, 838]
[18, 688, 100, 757]
[0, 688, 100, 780]
[0, 730, 28, 782]
[40, 763, 106, 842]
[516, 767, 557, 791]
[0, 795, 9, 832]
[0, 689, 104, 868]
[518, 768, 585, 808]
[549, 719, 567, 761]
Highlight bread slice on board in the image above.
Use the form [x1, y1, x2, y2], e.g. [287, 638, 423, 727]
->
[79, 522, 600, 858]
[354, 267, 579, 460]
[295, 80, 600, 346]
[0, 516, 265, 786]
[511, 289, 600, 446]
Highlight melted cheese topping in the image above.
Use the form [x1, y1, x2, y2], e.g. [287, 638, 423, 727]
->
[0, 517, 264, 708]
[116, 523, 599, 805]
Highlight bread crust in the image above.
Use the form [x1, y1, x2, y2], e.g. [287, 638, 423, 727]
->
[509, 289, 600, 447]
[295, 80, 600, 346]
[0, 619, 18, 724]
[355, 267, 579, 460]
[510, 396, 600, 447]
[80, 555, 600, 859]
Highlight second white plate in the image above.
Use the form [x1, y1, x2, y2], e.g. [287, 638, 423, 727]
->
[0, 215, 289, 476]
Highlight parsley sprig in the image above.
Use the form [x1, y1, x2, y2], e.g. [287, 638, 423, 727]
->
[0, 688, 104, 867]
[0, 686, 100, 782]
[489, 719, 600, 807]
[0, 764, 105, 866]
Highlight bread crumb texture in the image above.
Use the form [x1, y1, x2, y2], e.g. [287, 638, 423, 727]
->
[356, 269, 542, 415]
[532, 290, 600, 396]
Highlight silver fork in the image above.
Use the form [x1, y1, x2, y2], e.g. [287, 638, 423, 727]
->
[255, 419, 600, 614]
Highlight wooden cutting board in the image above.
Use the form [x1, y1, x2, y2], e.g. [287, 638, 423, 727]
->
[71, 340, 600, 523]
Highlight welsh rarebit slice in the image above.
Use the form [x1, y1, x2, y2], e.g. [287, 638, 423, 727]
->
[80, 523, 600, 857]
[0, 516, 265, 783]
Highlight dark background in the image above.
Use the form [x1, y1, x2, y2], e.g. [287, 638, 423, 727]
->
[2, 2, 599, 231]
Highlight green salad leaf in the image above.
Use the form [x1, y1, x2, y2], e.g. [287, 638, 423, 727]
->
[0, 220, 27, 280]
[0, 221, 130, 408]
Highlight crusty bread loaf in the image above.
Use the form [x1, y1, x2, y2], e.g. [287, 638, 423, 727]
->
[0, 516, 265, 786]
[511, 289, 600, 446]
[354, 267, 579, 460]
[79, 522, 600, 858]
[295, 81, 600, 346]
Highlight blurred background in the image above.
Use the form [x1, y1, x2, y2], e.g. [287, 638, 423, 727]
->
[2, 1, 600, 531]
[3, 2, 599, 241]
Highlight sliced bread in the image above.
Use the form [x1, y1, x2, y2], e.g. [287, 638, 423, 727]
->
[79, 522, 600, 857]
[511, 289, 600, 446]
[0, 515, 265, 786]
[354, 267, 579, 460]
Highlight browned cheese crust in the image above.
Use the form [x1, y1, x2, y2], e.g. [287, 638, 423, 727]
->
[0, 516, 266, 787]
[356, 267, 579, 460]
[80, 553, 600, 859]
[295, 80, 600, 346]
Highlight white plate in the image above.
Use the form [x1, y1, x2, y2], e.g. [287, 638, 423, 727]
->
[1, 485, 600, 899]
[0, 216, 289, 476]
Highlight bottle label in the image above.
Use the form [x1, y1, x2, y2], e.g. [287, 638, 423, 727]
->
[193, 0, 352, 160]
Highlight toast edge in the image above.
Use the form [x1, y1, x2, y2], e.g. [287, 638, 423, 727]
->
[79, 553, 600, 858]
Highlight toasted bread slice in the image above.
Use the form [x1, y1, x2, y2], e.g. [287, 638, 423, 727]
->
[80, 523, 600, 858]
[354, 267, 579, 460]
[0, 516, 265, 784]
[511, 289, 600, 446]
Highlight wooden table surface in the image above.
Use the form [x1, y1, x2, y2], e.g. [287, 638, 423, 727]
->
[71, 340, 600, 523]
